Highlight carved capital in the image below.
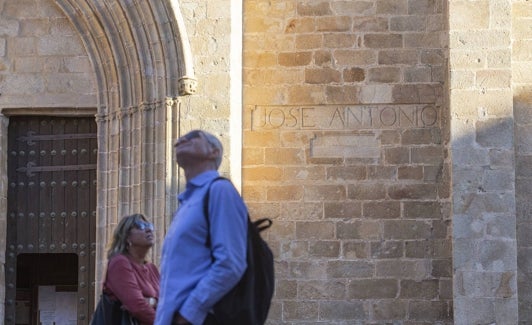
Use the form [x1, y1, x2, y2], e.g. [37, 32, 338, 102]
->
[178, 76, 198, 96]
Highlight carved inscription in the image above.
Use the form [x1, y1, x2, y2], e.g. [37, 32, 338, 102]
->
[250, 104, 439, 130]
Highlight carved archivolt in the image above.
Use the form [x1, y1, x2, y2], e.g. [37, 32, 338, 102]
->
[53, 0, 196, 288]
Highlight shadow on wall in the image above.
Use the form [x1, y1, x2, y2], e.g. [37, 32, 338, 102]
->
[515, 88, 532, 323]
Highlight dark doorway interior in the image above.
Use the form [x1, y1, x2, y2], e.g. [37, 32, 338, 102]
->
[16, 253, 78, 325]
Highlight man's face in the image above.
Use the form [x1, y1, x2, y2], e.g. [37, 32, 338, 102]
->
[174, 130, 215, 166]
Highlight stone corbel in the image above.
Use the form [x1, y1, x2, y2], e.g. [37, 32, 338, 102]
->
[178, 76, 198, 95]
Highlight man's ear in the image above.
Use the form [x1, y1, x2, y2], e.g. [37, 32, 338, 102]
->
[209, 147, 220, 159]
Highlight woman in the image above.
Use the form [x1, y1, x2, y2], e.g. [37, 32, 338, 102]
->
[103, 213, 160, 325]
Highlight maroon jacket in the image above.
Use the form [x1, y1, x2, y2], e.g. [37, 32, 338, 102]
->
[104, 254, 160, 325]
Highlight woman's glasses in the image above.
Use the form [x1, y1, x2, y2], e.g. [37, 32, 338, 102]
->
[133, 220, 154, 231]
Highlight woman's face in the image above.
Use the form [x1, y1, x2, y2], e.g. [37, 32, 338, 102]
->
[127, 219, 155, 248]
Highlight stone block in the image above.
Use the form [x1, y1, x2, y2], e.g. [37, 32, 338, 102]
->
[516, 155, 532, 177]
[319, 301, 365, 320]
[412, 146, 444, 164]
[450, 30, 510, 49]
[449, 0, 489, 29]
[305, 67, 341, 84]
[512, 61, 532, 84]
[404, 66, 432, 82]
[304, 184, 346, 201]
[280, 240, 309, 259]
[267, 185, 304, 201]
[372, 299, 408, 320]
[368, 165, 397, 180]
[343, 67, 365, 82]
[476, 118, 514, 149]
[385, 147, 409, 164]
[275, 279, 297, 299]
[283, 17, 315, 34]
[323, 33, 357, 48]
[368, 66, 400, 82]
[404, 32, 445, 48]
[392, 84, 440, 104]
[325, 85, 360, 103]
[408, 301, 452, 322]
[432, 258, 452, 277]
[353, 17, 388, 32]
[383, 220, 433, 240]
[342, 241, 368, 258]
[326, 166, 366, 181]
[376, 260, 431, 280]
[390, 15, 427, 31]
[388, 184, 438, 200]
[364, 201, 401, 219]
[398, 166, 424, 180]
[370, 240, 404, 258]
[286, 84, 327, 104]
[334, 49, 377, 66]
[309, 240, 340, 257]
[278, 51, 312, 67]
[404, 201, 443, 219]
[242, 166, 283, 181]
[337, 220, 381, 240]
[314, 50, 332, 66]
[316, 16, 352, 32]
[360, 84, 393, 103]
[324, 202, 362, 219]
[327, 260, 374, 278]
[347, 279, 398, 299]
[264, 147, 306, 164]
[331, 1, 374, 16]
[364, 34, 403, 48]
[284, 166, 326, 181]
[476, 69, 511, 88]
[376, 0, 408, 14]
[296, 221, 335, 240]
[411, 0, 444, 13]
[288, 260, 328, 279]
[298, 280, 346, 299]
[283, 300, 319, 321]
[348, 183, 387, 200]
[400, 279, 439, 299]
[297, 2, 332, 16]
[296, 34, 323, 50]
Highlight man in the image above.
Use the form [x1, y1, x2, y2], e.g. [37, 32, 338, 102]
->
[155, 130, 248, 325]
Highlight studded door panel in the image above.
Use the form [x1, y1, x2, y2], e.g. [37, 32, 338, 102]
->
[6, 117, 97, 324]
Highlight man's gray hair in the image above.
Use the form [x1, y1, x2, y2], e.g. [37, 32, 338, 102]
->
[202, 131, 223, 169]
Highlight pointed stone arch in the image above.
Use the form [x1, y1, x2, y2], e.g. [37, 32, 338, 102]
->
[53, 0, 196, 287]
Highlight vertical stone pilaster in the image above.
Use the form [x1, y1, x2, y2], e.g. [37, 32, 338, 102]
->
[450, 0, 517, 323]
[514, 0, 532, 322]
[0, 113, 8, 319]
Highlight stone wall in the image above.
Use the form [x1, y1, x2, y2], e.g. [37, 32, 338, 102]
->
[242, 0, 452, 323]
[0, 0, 530, 324]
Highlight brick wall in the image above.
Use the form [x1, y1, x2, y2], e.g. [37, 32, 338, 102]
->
[242, 0, 452, 323]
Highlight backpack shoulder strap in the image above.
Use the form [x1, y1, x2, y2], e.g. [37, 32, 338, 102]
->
[203, 176, 230, 247]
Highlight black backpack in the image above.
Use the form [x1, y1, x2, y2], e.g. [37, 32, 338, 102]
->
[204, 177, 275, 325]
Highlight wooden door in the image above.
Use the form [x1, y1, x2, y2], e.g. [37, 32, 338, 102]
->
[6, 116, 97, 324]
